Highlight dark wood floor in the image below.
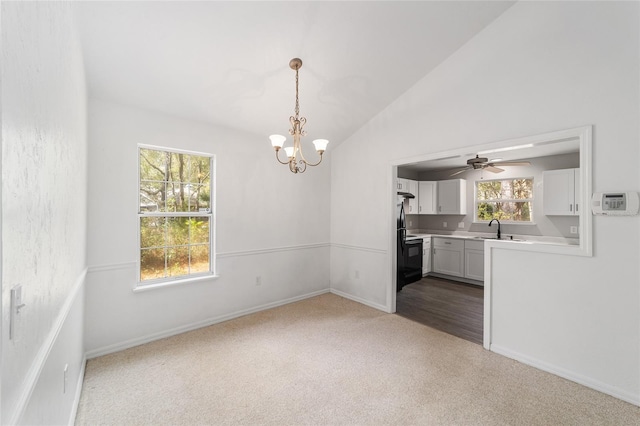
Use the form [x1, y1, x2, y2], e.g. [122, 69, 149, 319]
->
[396, 276, 484, 344]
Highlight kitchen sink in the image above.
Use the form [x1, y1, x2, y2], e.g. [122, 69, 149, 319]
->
[474, 236, 525, 242]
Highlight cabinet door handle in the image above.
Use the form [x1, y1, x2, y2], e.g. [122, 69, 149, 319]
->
[576, 204, 578, 212]
[570, 204, 573, 212]
[444, 241, 451, 245]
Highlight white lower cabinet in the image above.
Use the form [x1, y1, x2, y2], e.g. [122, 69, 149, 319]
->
[432, 238, 464, 277]
[422, 238, 431, 275]
[464, 240, 485, 282]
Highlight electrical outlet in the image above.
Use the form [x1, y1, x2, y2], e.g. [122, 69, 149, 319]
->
[255, 276, 262, 286]
[408, 220, 412, 227]
[443, 222, 447, 228]
[355, 270, 360, 279]
[570, 226, 578, 234]
[458, 222, 465, 229]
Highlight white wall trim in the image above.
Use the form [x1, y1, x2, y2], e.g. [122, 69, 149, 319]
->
[218, 243, 330, 258]
[331, 243, 387, 255]
[9, 268, 87, 426]
[87, 243, 331, 274]
[490, 344, 640, 407]
[85, 288, 331, 359]
[88, 261, 136, 274]
[68, 356, 87, 426]
[330, 288, 389, 313]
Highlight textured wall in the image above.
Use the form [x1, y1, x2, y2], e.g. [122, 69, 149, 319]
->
[1, 2, 87, 423]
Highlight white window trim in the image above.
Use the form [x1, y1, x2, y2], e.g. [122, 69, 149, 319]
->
[473, 177, 534, 224]
[136, 144, 217, 289]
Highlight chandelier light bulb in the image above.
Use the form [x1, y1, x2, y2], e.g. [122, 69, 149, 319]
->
[284, 146, 294, 158]
[312, 139, 329, 153]
[269, 134, 286, 149]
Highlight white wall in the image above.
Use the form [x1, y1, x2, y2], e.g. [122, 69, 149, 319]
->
[1, 2, 88, 424]
[85, 99, 331, 355]
[330, 1, 640, 403]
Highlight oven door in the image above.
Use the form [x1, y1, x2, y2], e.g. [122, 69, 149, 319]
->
[404, 238, 423, 285]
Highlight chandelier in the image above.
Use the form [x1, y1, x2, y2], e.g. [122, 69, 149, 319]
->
[269, 58, 329, 173]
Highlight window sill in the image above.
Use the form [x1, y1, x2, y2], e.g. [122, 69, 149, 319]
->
[133, 273, 219, 293]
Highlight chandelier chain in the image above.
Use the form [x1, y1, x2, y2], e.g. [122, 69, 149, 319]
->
[294, 68, 300, 119]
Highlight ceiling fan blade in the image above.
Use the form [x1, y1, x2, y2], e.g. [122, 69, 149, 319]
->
[449, 167, 470, 177]
[485, 165, 504, 173]
[491, 161, 531, 167]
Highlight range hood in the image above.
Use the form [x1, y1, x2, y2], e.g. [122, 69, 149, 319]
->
[398, 191, 415, 199]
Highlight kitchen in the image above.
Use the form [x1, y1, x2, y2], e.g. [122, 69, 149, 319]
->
[394, 129, 584, 344]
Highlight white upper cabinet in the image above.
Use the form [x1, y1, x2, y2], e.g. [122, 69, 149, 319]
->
[437, 179, 467, 215]
[543, 168, 580, 216]
[418, 181, 437, 215]
[397, 178, 409, 192]
[404, 179, 419, 214]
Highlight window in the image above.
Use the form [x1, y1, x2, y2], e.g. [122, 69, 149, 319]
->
[475, 178, 533, 223]
[138, 146, 214, 284]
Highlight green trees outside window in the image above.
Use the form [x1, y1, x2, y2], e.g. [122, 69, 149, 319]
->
[476, 178, 533, 222]
[139, 147, 213, 282]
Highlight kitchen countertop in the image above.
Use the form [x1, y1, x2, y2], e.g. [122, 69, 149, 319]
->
[405, 231, 579, 246]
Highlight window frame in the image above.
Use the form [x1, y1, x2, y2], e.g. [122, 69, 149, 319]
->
[136, 144, 216, 288]
[474, 176, 535, 224]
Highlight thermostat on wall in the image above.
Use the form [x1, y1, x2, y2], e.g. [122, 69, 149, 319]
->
[591, 192, 639, 216]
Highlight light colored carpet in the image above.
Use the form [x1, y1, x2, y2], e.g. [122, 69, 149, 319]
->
[75, 293, 639, 425]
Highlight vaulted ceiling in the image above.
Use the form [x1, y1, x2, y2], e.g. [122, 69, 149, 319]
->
[73, 1, 515, 147]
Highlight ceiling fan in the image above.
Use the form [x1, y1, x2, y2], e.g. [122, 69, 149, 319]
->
[449, 155, 531, 176]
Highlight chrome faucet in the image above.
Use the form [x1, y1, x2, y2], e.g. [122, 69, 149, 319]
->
[488, 219, 501, 239]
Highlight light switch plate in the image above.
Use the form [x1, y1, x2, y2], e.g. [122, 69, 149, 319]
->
[458, 222, 465, 229]
[10, 284, 23, 340]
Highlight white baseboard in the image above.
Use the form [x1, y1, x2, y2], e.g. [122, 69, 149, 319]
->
[329, 288, 389, 313]
[490, 344, 640, 407]
[68, 356, 87, 426]
[85, 288, 331, 359]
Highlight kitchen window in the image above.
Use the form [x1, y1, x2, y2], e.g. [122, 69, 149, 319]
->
[138, 145, 215, 286]
[475, 178, 533, 223]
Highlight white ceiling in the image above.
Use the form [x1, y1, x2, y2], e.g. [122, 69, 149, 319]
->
[73, 1, 515, 147]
